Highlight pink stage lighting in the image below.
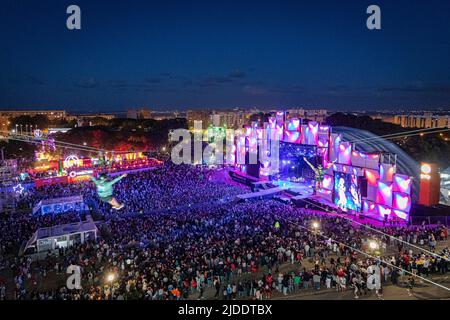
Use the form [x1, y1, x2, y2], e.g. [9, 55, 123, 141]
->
[380, 163, 395, 182]
[393, 193, 411, 212]
[376, 181, 393, 206]
[256, 128, 263, 140]
[393, 174, 412, 194]
[364, 169, 380, 186]
[236, 136, 246, 164]
[338, 142, 352, 165]
[304, 122, 319, 145]
[284, 130, 300, 143]
[287, 119, 300, 131]
[392, 209, 408, 220]
[322, 175, 333, 190]
[268, 117, 276, 128]
[377, 204, 392, 218]
[363, 200, 378, 215]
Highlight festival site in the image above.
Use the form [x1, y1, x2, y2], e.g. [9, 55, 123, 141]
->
[1, 111, 449, 301]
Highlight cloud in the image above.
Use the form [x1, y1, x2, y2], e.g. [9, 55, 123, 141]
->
[378, 83, 450, 94]
[107, 80, 128, 88]
[74, 77, 99, 88]
[191, 70, 249, 88]
[144, 77, 163, 84]
[228, 69, 247, 79]
[198, 76, 234, 87]
[270, 85, 304, 94]
[242, 85, 269, 96]
[28, 76, 45, 86]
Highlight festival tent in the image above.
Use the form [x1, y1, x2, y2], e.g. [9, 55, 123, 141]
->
[22, 216, 99, 255]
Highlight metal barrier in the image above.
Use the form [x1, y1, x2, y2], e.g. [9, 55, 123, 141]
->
[410, 215, 450, 226]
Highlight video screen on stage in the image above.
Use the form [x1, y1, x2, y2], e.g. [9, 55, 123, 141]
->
[334, 172, 362, 212]
[276, 142, 318, 182]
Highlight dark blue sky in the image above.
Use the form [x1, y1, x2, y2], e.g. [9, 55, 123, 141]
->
[1, 0, 450, 112]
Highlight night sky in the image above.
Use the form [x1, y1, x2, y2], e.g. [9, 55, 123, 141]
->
[1, 0, 450, 112]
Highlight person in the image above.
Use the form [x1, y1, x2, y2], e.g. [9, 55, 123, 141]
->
[406, 274, 415, 297]
[274, 221, 280, 230]
[89, 173, 127, 210]
[303, 157, 336, 190]
[336, 178, 347, 210]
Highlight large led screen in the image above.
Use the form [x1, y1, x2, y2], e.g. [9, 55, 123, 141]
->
[334, 171, 362, 212]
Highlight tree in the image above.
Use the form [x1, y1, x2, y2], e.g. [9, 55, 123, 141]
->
[325, 112, 450, 168]
[9, 115, 50, 131]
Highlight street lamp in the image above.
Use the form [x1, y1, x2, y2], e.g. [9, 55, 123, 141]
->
[311, 221, 320, 230]
[368, 240, 379, 251]
[311, 221, 320, 238]
[107, 273, 115, 282]
[106, 273, 115, 300]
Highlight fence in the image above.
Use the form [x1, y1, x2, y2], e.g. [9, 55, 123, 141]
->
[410, 215, 450, 226]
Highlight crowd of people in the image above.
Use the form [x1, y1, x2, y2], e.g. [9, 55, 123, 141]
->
[0, 164, 449, 300]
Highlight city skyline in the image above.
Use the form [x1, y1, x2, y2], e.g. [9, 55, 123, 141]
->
[1, 0, 450, 112]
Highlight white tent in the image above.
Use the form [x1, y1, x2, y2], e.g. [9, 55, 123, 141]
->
[22, 216, 99, 255]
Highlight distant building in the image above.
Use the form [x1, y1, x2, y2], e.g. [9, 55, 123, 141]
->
[139, 108, 152, 119]
[286, 108, 328, 123]
[0, 115, 10, 134]
[215, 110, 250, 129]
[0, 110, 68, 133]
[127, 108, 152, 119]
[187, 109, 252, 130]
[187, 108, 328, 130]
[151, 111, 185, 120]
[0, 110, 67, 120]
[187, 110, 212, 129]
[78, 114, 115, 121]
[375, 113, 450, 129]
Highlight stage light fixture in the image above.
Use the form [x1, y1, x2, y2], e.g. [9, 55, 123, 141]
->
[421, 164, 431, 174]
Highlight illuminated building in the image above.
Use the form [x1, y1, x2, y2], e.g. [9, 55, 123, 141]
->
[127, 108, 152, 120]
[419, 163, 441, 206]
[0, 110, 67, 120]
[375, 113, 450, 129]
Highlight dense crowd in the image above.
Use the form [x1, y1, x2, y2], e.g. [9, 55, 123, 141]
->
[16, 164, 245, 213]
[0, 164, 449, 300]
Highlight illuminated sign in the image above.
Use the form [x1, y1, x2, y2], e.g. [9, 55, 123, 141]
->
[13, 184, 24, 194]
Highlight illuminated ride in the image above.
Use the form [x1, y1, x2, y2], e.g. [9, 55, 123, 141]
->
[89, 173, 127, 210]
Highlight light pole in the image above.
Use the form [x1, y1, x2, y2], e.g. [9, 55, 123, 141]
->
[368, 240, 380, 257]
[311, 221, 320, 241]
[368, 240, 379, 251]
[107, 273, 115, 300]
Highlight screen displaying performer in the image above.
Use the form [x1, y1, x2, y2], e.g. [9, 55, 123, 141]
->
[334, 172, 362, 212]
